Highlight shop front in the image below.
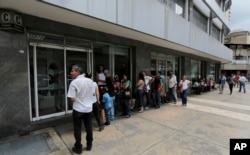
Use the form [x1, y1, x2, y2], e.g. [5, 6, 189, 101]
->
[0, 8, 221, 138]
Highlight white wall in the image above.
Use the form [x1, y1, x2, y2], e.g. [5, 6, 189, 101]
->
[43, 0, 231, 61]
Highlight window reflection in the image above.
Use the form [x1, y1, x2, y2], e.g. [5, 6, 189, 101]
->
[36, 47, 65, 116]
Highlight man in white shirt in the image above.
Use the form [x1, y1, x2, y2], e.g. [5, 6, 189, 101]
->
[239, 74, 248, 93]
[142, 71, 154, 109]
[168, 72, 177, 103]
[179, 75, 191, 107]
[67, 65, 94, 154]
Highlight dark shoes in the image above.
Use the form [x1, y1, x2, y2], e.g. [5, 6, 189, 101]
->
[104, 122, 110, 125]
[99, 126, 104, 132]
[86, 145, 92, 151]
[72, 146, 82, 154]
[125, 115, 131, 118]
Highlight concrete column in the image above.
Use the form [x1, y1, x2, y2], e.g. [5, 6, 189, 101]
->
[187, 0, 193, 22]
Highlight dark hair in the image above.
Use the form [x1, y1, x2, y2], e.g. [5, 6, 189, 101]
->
[103, 86, 108, 92]
[72, 65, 83, 74]
[138, 72, 144, 81]
[98, 64, 105, 73]
[85, 72, 92, 78]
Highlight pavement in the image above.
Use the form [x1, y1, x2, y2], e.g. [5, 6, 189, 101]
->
[0, 84, 250, 155]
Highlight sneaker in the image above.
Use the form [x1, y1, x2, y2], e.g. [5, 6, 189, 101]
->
[145, 106, 149, 110]
[72, 146, 83, 154]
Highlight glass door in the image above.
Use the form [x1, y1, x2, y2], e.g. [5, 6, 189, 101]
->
[30, 44, 65, 120]
[65, 48, 89, 113]
[29, 44, 92, 120]
[158, 59, 166, 92]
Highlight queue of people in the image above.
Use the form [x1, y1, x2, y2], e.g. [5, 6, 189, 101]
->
[67, 64, 250, 154]
[191, 78, 216, 94]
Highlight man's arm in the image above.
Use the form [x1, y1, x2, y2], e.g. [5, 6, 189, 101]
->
[67, 83, 77, 104]
[70, 98, 76, 103]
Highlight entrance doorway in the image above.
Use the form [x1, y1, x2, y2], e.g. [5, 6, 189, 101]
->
[93, 43, 131, 80]
[29, 43, 91, 121]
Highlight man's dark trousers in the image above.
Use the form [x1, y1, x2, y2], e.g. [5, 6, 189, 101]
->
[73, 110, 93, 150]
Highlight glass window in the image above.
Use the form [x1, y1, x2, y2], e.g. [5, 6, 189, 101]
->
[237, 45, 243, 49]
[151, 59, 157, 76]
[114, 47, 130, 79]
[234, 56, 247, 60]
[192, 6, 208, 32]
[158, 60, 166, 76]
[207, 63, 215, 80]
[215, 0, 221, 7]
[30, 46, 65, 117]
[175, 57, 180, 81]
[211, 24, 220, 41]
[191, 59, 201, 79]
[93, 43, 110, 80]
[230, 45, 236, 50]
[169, 0, 185, 17]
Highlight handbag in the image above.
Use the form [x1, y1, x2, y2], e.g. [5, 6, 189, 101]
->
[124, 89, 131, 99]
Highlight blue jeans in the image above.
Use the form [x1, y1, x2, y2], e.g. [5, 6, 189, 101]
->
[137, 89, 144, 108]
[180, 89, 188, 105]
[143, 90, 151, 107]
[154, 89, 161, 108]
[219, 84, 224, 93]
[105, 107, 111, 124]
[239, 82, 246, 93]
[168, 87, 176, 102]
[110, 96, 116, 120]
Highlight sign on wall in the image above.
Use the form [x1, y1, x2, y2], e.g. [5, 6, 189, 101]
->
[0, 9, 24, 32]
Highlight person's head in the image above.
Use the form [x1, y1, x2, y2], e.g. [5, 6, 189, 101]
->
[138, 72, 144, 80]
[182, 75, 187, 80]
[104, 69, 110, 77]
[169, 71, 173, 77]
[123, 74, 128, 81]
[114, 75, 119, 81]
[157, 71, 161, 77]
[142, 71, 146, 76]
[70, 65, 83, 79]
[98, 65, 105, 73]
[85, 72, 92, 79]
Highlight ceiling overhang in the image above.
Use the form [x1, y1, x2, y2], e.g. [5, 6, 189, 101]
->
[0, 0, 229, 63]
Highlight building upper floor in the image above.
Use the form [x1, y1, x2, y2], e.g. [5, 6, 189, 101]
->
[0, 0, 232, 63]
[224, 30, 250, 65]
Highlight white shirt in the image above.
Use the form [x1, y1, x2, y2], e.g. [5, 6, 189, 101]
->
[144, 76, 152, 90]
[239, 76, 248, 83]
[67, 75, 94, 113]
[98, 73, 106, 85]
[92, 82, 98, 103]
[168, 75, 177, 88]
[179, 80, 191, 90]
